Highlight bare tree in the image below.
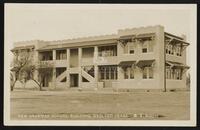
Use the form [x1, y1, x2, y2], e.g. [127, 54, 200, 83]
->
[11, 48, 54, 91]
[10, 49, 33, 91]
[22, 61, 54, 91]
[36, 61, 54, 90]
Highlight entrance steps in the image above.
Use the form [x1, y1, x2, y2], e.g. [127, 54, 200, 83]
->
[81, 68, 95, 82]
[56, 70, 67, 82]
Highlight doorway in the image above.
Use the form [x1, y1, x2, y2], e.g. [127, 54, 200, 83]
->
[70, 74, 79, 87]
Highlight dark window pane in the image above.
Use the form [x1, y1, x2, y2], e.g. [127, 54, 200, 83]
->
[142, 48, 147, 53]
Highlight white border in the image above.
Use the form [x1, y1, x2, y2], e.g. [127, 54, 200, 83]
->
[4, 4, 197, 126]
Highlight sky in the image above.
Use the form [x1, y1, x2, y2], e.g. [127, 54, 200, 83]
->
[5, 4, 196, 66]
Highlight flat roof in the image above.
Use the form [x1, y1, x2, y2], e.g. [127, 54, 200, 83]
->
[12, 26, 189, 51]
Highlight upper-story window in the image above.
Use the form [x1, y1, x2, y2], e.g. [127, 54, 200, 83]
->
[56, 50, 67, 60]
[166, 44, 182, 56]
[123, 42, 136, 54]
[98, 45, 117, 57]
[175, 45, 182, 56]
[142, 40, 153, 53]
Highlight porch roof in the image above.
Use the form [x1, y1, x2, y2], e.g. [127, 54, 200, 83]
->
[136, 60, 155, 68]
[165, 32, 189, 46]
[166, 61, 190, 69]
[119, 61, 136, 67]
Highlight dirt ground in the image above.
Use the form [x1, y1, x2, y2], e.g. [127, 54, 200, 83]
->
[10, 90, 190, 120]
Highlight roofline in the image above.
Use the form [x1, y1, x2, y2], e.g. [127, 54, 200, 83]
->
[36, 38, 118, 51]
[164, 32, 184, 40]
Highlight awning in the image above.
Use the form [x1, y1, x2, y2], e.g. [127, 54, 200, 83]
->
[165, 33, 189, 46]
[166, 61, 190, 69]
[11, 45, 35, 52]
[135, 33, 155, 41]
[119, 61, 136, 67]
[136, 60, 155, 68]
[171, 38, 190, 46]
[118, 35, 136, 45]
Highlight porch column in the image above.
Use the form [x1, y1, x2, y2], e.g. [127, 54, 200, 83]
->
[78, 48, 82, 87]
[66, 49, 70, 87]
[51, 68, 56, 89]
[52, 50, 56, 89]
[94, 46, 98, 88]
[53, 50, 56, 60]
[34, 51, 39, 82]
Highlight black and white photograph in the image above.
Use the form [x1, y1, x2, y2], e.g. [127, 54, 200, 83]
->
[4, 4, 197, 126]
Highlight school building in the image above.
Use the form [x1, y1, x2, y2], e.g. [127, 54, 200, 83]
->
[11, 25, 190, 91]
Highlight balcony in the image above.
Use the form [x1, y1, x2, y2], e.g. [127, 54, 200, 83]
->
[55, 60, 67, 67]
[166, 54, 184, 63]
[95, 56, 118, 65]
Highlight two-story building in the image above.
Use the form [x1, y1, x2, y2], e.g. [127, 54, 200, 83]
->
[11, 25, 190, 91]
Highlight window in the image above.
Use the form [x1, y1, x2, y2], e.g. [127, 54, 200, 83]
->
[142, 40, 153, 53]
[142, 48, 147, 53]
[143, 67, 153, 79]
[124, 68, 129, 79]
[168, 44, 172, 54]
[149, 67, 153, 79]
[98, 45, 117, 57]
[99, 66, 117, 80]
[106, 68, 109, 79]
[175, 69, 182, 80]
[142, 42, 148, 53]
[128, 42, 136, 54]
[130, 50, 134, 54]
[166, 67, 171, 79]
[143, 67, 147, 79]
[166, 68, 182, 80]
[130, 67, 134, 79]
[175, 45, 182, 56]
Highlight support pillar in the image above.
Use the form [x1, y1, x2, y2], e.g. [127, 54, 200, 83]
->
[51, 50, 56, 89]
[66, 49, 70, 87]
[78, 48, 82, 87]
[94, 46, 98, 88]
[53, 50, 56, 60]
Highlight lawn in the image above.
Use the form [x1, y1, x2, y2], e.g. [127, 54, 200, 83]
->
[10, 90, 190, 120]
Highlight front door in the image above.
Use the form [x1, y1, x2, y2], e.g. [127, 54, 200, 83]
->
[70, 74, 79, 87]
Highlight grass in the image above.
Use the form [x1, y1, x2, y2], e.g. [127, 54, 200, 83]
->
[10, 90, 190, 120]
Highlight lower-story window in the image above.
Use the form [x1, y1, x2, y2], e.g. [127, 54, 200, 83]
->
[143, 67, 154, 79]
[123, 66, 135, 79]
[99, 66, 117, 80]
[166, 68, 182, 80]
